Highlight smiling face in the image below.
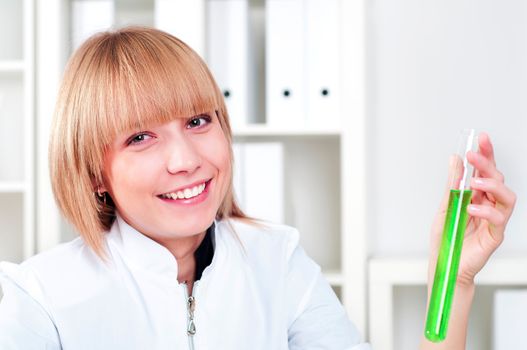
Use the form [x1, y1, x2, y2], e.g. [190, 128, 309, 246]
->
[101, 112, 231, 241]
[49, 27, 247, 259]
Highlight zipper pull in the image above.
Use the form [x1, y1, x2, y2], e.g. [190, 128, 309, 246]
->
[187, 319, 196, 335]
[187, 295, 196, 336]
[188, 295, 196, 313]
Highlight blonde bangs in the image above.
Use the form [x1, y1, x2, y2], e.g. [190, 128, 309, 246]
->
[76, 28, 221, 182]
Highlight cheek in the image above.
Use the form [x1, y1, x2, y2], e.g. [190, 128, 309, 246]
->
[106, 153, 161, 199]
[209, 131, 231, 173]
[197, 129, 231, 180]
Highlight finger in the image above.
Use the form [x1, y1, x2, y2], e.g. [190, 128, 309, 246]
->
[470, 177, 517, 213]
[466, 151, 504, 182]
[478, 132, 496, 167]
[469, 133, 500, 204]
[468, 204, 507, 228]
[470, 188, 490, 206]
[467, 204, 507, 244]
[470, 178, 496, 206]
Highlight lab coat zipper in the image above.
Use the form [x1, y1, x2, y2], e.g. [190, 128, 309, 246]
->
[182, 282, 197, 350]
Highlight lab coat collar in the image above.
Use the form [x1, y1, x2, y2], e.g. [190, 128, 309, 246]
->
[107, 213, 220, 282]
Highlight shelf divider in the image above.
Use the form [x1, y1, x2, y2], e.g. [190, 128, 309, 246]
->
[0, 60, 25, 73]
[232, 124, 341, 137]
[0, 181, 26, 193]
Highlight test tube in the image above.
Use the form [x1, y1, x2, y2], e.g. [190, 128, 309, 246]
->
[424, 129, 477, 342]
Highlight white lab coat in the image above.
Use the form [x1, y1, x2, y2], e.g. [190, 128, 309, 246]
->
[0, 214, 371, 349]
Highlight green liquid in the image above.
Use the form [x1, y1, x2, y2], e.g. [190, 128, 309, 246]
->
[425, 189, 472, 342]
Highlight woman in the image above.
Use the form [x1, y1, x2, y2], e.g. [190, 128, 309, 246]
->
[0, 26, 366, 350]
[0, 27, 515, 349]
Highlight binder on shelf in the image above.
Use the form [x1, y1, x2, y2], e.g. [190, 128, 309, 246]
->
[305, 0, 340, 127]
[0, 0, 22, 61]
[206, 0, 250, 129]
[265, 0, 305, 127]
[114, 0, 153, 27]
[71, 0, 115, 51]
[493, 289, 527, 349]
[0, 192, 24, 263]
[154, 0, 205, 57]
[232, 142, 284, 224]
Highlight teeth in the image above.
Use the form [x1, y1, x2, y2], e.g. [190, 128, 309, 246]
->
[161, 182, 207, 200]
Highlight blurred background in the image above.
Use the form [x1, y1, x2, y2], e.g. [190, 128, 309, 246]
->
[0, 0, 525, 349]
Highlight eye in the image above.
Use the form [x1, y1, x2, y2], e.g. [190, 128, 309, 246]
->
[187, 115, 212, 129]
[127, 132, 152, 145]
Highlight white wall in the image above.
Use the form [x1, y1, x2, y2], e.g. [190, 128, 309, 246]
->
[368, 0, 527, 257]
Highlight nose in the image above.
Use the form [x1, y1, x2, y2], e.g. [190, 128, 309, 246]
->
[166, 133, 202, 175]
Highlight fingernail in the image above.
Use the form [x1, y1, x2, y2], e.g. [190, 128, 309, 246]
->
[473, 178, 484, 185]
[468, 205, 480, 212]
[449, 155, 455, 167]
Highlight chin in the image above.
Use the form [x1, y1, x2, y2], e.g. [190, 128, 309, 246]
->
[167, 216, 215, 236]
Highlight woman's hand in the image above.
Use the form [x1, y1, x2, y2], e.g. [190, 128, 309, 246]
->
[429, 132, 516, 287]
[421, 132, 516, 349]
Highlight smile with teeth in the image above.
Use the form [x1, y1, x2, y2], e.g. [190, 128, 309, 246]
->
[159, 182, 207, 200]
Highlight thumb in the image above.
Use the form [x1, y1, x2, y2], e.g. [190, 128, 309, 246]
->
[431, 155, 463, 247]
[439, 155, 464, 213]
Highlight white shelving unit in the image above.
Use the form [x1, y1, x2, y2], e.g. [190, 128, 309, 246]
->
[224, 0, 368, 335]
[0, 0, 35, 265]
[369, 257, 527, 350]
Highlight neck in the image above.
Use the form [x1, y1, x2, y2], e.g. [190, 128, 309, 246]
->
[157, 231, 206, 285]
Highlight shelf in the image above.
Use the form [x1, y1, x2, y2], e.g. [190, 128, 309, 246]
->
[369, 256, 527, 286]
[0, 60, 25, 73]
[370, 257, 527, 350]
[323, 269, 344, 286]
[475, 257, 527, 285]
[232, 124, 341, 137]
[0, 181, 26, 193]
[232, 137, 342, 272]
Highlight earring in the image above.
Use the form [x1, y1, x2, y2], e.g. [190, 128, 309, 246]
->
[97, 188, 107, 205]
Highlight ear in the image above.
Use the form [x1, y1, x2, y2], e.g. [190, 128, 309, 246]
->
[90, 174, 108, 194]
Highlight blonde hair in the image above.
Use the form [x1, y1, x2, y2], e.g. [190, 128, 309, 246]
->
[49, 26, 253, 259]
